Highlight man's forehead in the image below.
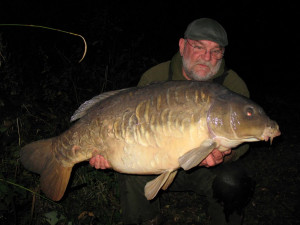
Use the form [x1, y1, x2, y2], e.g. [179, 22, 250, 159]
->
[191, 39, 222, 48]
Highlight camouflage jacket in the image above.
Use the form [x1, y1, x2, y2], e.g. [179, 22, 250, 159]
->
[138, 51, 250, 161]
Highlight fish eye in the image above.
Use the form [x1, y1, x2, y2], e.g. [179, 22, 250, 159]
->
[245, 107, 254, 117]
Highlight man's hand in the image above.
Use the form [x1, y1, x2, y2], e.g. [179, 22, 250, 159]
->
[89, 155, 111, 169]
[199, 149, 232, 167]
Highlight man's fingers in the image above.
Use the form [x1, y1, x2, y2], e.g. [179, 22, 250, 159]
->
[89, 157, 96, 166]
[224, 149, 232, 155]
[94, 155, 102, 169]
[90, 155, 111, 169]
[204, 154, 216, 167]
[199, 149, 232, 168]
[104, 160, 111, 168]
[211, 149, 223, 159]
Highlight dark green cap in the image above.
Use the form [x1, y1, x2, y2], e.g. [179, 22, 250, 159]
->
[184, 18, 228, 47]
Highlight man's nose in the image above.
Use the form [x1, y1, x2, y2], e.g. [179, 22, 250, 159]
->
[202, 51, 212, 61]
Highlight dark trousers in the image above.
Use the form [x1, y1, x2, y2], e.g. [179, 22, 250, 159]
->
[118, 165, 242, 224]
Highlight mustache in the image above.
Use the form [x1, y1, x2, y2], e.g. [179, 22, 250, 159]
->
[194, 61, 212, 68]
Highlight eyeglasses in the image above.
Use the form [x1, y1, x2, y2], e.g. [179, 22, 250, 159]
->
[185, 39, 224, 60]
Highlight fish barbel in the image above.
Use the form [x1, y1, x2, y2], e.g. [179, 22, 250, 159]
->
[20, 81, 280, 201]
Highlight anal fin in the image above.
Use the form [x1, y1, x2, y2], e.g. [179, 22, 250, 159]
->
[179, 139, 217, 170]
[162, 170, 178, 190]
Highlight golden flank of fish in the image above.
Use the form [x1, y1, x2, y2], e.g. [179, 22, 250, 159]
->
[20, 81, 280, 201]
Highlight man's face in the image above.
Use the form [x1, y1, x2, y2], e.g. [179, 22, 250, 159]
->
[179, 39, 224, 81]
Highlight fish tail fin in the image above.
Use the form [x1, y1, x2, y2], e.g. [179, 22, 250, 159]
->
[20, 138, 72, 201]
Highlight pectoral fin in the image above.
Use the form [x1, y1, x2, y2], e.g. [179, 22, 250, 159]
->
[144, 170, 174, 200]
[179, 139, 217, 170]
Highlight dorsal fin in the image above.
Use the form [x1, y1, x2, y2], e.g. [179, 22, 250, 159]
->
[70, 88, 130, 122]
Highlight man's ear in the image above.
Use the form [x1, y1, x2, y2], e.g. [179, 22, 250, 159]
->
[179, 38, 185, 56]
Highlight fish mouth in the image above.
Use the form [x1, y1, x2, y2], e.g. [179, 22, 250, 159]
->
[261, 121, 281, 144]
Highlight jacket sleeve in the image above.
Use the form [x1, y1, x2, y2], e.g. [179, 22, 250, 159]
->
[230, 143, 249, 162]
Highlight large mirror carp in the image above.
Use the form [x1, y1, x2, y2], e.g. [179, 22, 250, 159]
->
[20, 81, 280, 201]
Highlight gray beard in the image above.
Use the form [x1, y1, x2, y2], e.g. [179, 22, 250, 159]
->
[182, 58, 222, 81]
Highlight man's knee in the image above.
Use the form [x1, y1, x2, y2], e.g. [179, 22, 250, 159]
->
[212, 163, 255, 221]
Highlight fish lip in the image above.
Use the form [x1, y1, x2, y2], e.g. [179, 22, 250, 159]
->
[261, 124, 281, 144]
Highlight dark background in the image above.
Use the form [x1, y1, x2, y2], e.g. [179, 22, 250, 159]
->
[0, 1, 298, 91]
[0, 1, 299, 225]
